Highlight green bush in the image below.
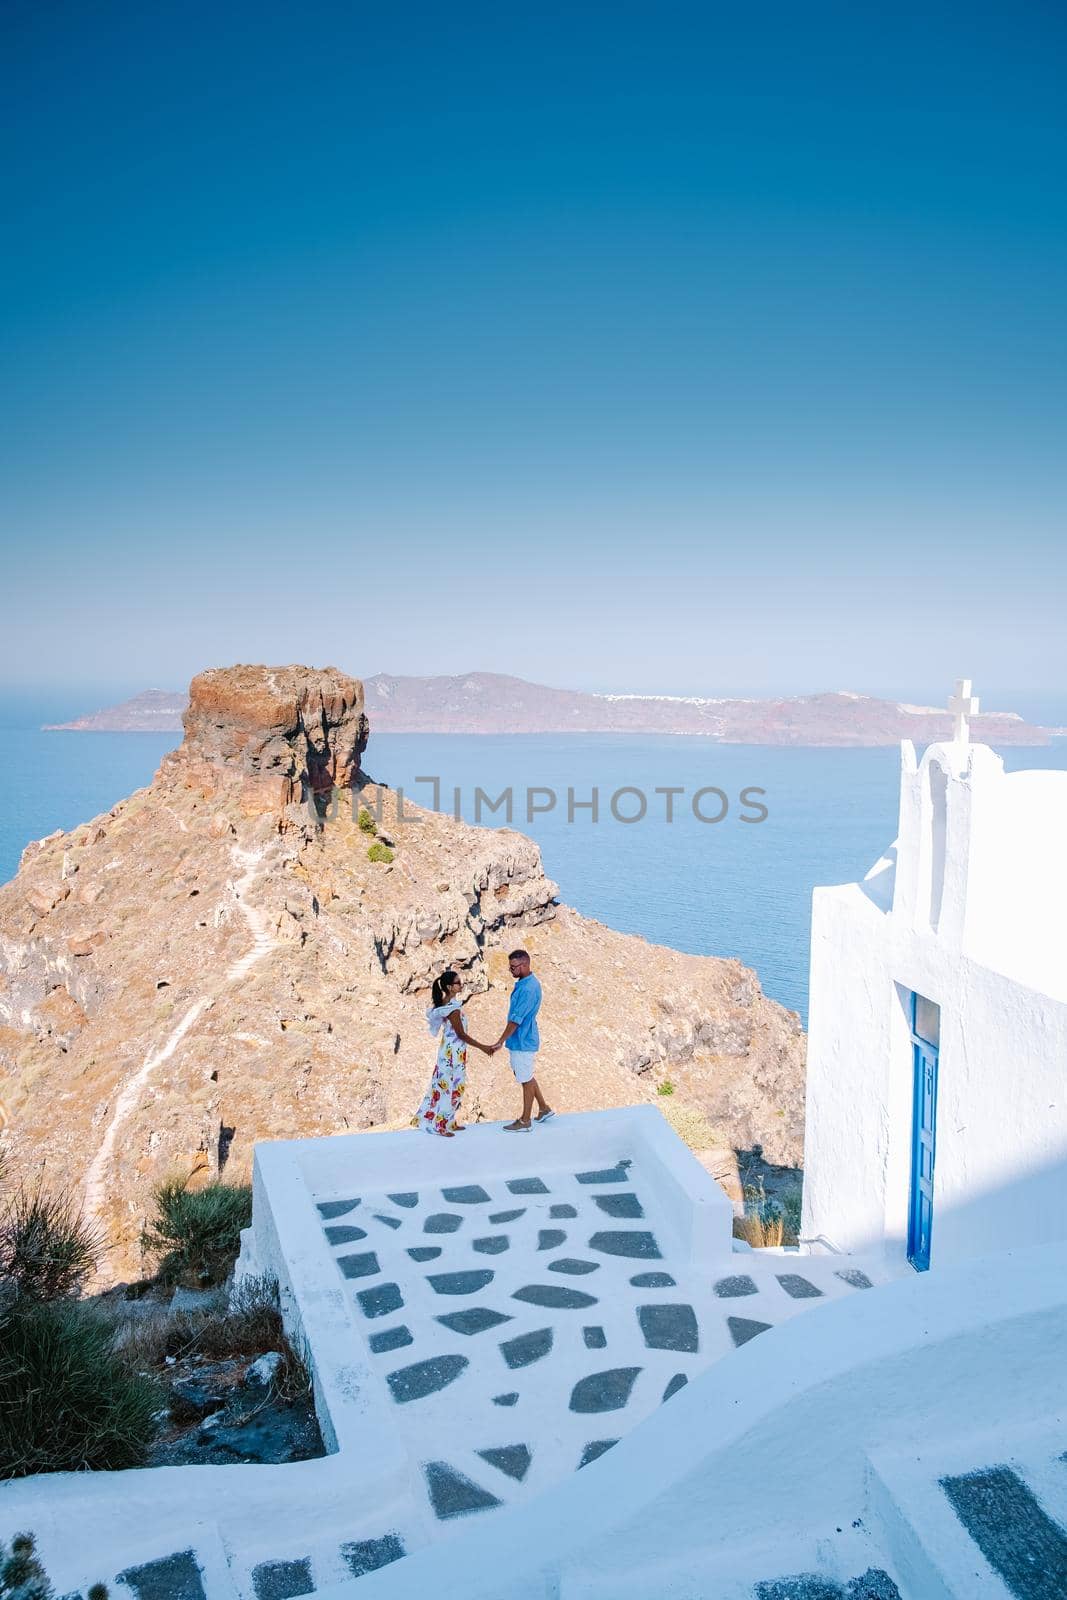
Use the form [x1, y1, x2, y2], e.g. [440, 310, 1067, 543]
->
[656, 1080, 675, 1097]
[140, 1177, 252, 1286]
[356, 808, 378, 836]
[0, 1300, 160, 1477]
[0, 1184, 103, 1302]
[781, 1188, 802, 1242]
[1, 1532, 53, 1599]
[0, 1532, 109, 1600]
[367, 841, 394, 864]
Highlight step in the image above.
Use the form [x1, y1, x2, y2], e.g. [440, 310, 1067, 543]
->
[50, 1523, 237, 1600]
[220, 1496, 427, 1600]
[867, 1422, 1067, 1600]
[558, 1522, 905, 1600]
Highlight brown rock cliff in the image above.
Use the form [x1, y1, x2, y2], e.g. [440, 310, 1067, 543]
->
[0, 664, 804, 1277]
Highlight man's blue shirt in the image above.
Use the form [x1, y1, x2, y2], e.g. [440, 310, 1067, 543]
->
[507, 973, 542, 1052]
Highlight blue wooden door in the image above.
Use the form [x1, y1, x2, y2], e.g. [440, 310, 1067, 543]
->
[908, 993, 940, 1271]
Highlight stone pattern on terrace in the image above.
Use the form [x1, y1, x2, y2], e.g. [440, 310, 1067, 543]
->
[310, 1161, 886, 1528]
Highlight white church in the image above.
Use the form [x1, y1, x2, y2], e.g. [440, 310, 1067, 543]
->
[4, 684, 1066, 1599]
[804, 680, 1067, 1272]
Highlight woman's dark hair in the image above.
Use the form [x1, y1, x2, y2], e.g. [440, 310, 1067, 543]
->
[431, 970, 459, 1008]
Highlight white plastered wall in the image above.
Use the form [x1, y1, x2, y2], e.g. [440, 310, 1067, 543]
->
[802, 740, 1067, 1267]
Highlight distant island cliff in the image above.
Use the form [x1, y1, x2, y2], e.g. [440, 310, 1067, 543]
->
[43, 672, 1055, 745]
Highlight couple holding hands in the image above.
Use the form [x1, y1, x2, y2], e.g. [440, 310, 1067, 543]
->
[414, 949, 554, 1136]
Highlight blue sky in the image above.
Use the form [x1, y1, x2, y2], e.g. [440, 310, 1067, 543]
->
[2, 0, 1065, 714]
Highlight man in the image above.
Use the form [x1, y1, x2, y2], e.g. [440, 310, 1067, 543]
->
[492, 948, 554, 1132]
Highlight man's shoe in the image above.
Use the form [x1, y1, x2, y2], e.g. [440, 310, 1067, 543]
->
[503, 1119, 531, 1132]
[534, 1109, 556, 1124]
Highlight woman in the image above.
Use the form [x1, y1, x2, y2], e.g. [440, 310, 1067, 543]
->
[413, 970, 492, 1137]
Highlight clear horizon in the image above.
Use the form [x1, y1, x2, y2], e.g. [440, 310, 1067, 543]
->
[3, 3, 1065, 700]
[3, 675, 1067, 736]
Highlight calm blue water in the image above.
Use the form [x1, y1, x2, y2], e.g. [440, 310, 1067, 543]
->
[4, 723, 1065, 1022]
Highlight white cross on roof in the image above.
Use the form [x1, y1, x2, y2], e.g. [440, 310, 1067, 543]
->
[948, 678, 979, 745]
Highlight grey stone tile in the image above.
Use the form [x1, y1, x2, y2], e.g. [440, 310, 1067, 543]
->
[662, 1372, 688, 1402]
[836, 1268, 874, 1290]
[537, 1229, 566, 1251]
[506, 1177, 550, 1195]
[550, 1204, 577, 1218]
[492, 1391, 520, 1405]
[578, 1438, 618, 1467]
[637, 1303, 699, 1353]
[337, 1251, 380, 1280]
[252, 1559, 313, 1600]
[512, 1285, 597, 1310]
[845, 1573, 903, 1599]
[317, 1198, 361, 1219]
[489, 1209, 525, 1223]
[549, 1258, 600, 1275]
[754, 1578, 843, 1600]
[594, 1193, 644, 1219]
[357, 1282, 403, 1318]
[500, 1327, 554, 1368]
[630, 1271, 675, 1287]
[473, 1235, 509, 1254]
[436, 1308, 513, 1335]
[776, 1274, 823, 1299]
[387, 1354, 469, 1403]
[714, 1274, 758, 1298]
[583, 1325, 607, 1349]
[569, 1367, 641, 1413]
[368, 1325, 413, 1354]
[424, 1461, 502, 1519]
[589, 1231, 662, 1260]
[424, 1213, 462, 1233]
[940, 1465, 1067, 1600]
[374, 1214, 402, 1230]
[115, 1551, 206, 1600]
[575, 1163, 631, 1185]
[388, 1192, 419, 1208]
[407, 1246, 441, 1262]
[477, 1443, 532, 1481]
[442, 1185, 492, 1204]
[341, 1535, 405, 1578]
[727, 1315, 773, 1347]
[324, 1225, 367, 1246]
[427, 1270, 495, 1295]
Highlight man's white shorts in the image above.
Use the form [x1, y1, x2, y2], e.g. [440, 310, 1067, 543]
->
[508, 1050, 539, 1084]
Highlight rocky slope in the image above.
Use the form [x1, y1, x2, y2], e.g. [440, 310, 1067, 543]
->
[3, 665, 805, 1278]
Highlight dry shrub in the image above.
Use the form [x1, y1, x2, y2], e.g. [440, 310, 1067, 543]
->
[116, 1275, 311, 1401]
[0, 1184, 103, 1302]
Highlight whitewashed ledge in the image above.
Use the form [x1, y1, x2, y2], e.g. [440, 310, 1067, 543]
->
[0, 1109, 894, 1598]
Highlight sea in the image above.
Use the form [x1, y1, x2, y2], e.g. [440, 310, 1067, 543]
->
[4, 704, 1066, 1023]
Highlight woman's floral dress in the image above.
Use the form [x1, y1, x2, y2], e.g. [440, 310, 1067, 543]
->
[414, 1002, 467, 1135]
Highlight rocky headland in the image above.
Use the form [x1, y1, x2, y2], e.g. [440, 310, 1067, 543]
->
[5, 664, 805, 1277]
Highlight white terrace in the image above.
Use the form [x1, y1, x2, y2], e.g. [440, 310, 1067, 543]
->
[0, 1108, 892, 1597]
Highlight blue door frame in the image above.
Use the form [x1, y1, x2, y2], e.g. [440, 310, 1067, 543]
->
[907, 992, 940, 1271]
